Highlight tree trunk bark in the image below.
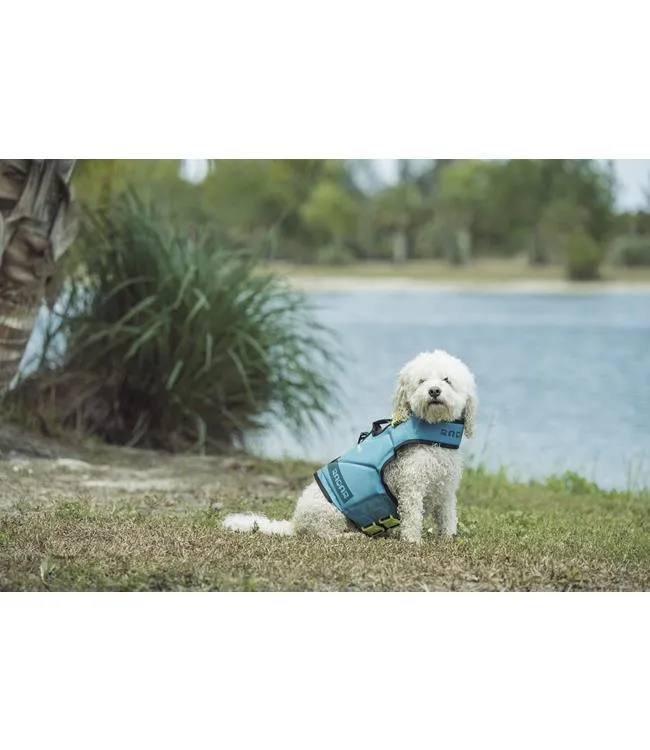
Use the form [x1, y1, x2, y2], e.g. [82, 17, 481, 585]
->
[529, 223, 550, 265]
[0, 160, 79, 392]
[392, 230, 408, 263]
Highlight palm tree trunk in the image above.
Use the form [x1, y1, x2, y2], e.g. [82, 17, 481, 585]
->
[0, 160, 79, 391]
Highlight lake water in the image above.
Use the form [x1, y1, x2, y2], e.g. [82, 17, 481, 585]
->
[21, 286, 650, 491]
[251, 289, 650, 491]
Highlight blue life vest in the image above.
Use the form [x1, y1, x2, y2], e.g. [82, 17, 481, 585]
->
[313, 416, 464, 537]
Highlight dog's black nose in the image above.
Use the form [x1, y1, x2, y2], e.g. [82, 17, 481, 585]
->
[429, 387, 442, 399]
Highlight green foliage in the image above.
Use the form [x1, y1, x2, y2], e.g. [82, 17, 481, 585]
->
[429, 161, 493, 264]
[542, 470, 606, 496]
[67, 160, 209, 271]
[538, 198, 589, 259]
[435, 160, 492, 225]
[69, 159, 620, 269]
[315, 243, 355, 266]
[200, 160, 294, 233]
[611, 210, 650, 238]
[564, 229, 605, 281]
[611, 235, 650, 267]
[371, 182, 426, 231]
[10, 191, 341, 452]
[300, 179, 358, 242]
[552, 160, 615, 243]
[366, 169, 441, 262]
[479, 160, 615, 263]
[413, 217, 452, 260]
[196, 160, 359, 262]
[74, 160, 196, 214]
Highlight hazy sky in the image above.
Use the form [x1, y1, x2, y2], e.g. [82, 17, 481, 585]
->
[609, 159, 649, 209]
[184, 159, 649, 210]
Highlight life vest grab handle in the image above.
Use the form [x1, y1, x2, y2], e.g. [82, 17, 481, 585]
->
[357, 418, 392, 444]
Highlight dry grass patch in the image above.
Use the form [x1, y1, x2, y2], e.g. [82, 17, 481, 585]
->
[2, 465, 648, 592]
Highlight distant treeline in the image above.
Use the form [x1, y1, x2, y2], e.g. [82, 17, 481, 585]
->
[70, 160, 650, 278]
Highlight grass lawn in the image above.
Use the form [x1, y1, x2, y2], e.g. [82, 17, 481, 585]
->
[2, 457, 648, 592]
[264, 258, 650, 285]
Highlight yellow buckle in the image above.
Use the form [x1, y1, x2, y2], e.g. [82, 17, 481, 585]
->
[361, 516, 400, 536]
[378, 515, 400, 529]
[361, 522, 385, 536]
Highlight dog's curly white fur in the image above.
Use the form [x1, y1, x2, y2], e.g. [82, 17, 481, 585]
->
[223, 349, 477, 544]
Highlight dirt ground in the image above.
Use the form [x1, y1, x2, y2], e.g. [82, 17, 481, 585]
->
[0, 423, 312, 513]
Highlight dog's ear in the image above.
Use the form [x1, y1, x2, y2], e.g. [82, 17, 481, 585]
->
[462, 393, 478, 438]
[391, 373, 411, 424]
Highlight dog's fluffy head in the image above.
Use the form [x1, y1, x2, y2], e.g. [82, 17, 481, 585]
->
[391, 350, 478, 437]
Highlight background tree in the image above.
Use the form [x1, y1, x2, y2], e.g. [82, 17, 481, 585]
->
[363, 160, 453, 262]
[482, 159, 615, 265]
[643, 170, 650, 210]
[67, 159, 620, 269]
[300, 178, 359, 264]
[433, 160, 494, 264]
[198, 159, 357, 261]
[74, 160, 204, 224]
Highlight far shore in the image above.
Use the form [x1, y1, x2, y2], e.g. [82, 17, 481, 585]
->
[265, 259, 650, 295]
[285, 276, 650, 295]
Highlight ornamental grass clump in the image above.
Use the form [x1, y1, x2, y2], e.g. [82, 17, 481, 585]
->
[7, 192, 341, 452]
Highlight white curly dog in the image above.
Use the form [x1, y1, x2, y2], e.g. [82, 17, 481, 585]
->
[223, 349, 477, 544]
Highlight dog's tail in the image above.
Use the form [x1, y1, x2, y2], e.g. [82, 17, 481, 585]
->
[222, 512, 294, 536]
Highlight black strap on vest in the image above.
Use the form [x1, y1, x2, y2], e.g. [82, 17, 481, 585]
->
[357, 418, 392, 444]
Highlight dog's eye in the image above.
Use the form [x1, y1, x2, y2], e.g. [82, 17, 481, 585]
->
[443, 377, 452, 385]
[418, 379, 425, 385]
